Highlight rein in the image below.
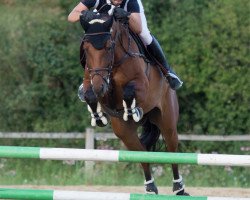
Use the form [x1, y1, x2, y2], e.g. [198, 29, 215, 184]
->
[113, 23, 146, 67]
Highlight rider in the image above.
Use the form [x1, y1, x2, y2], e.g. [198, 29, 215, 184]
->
[68, 0, 183, 90]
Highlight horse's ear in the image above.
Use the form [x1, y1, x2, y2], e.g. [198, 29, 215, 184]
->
[103, 17, 113, 29]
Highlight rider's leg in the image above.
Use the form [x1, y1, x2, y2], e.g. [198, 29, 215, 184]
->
[138, 9, 183, 90]
[146, 36, 183, 90]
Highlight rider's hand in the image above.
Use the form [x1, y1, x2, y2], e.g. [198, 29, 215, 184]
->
[113, 7, 131, 23]
[80, 10, 96, 22]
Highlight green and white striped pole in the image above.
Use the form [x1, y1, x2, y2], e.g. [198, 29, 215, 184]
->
[0, 188, 249, 200]
[0, 146, 249, 166]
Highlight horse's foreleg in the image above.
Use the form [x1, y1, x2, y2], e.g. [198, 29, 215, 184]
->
[122, 83, 143, 122]
[111, 120, 158, 194]
[84, 87, 109, 127]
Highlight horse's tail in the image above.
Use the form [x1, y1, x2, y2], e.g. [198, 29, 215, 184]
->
[139, 119, 161, 151]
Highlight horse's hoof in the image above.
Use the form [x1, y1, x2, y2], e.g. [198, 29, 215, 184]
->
[144, 178, 158, 194]
[145, 182, 158, 194]
[96, 115, 109, 127]
[176, 189, 190, 196]
[173, 175, 189, 195]
[122, 98, 143, 122]
[132, 107, 143, 122]
[96, 120, 107, 127]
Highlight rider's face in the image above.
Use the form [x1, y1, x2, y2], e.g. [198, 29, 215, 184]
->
[111, 0, 123, 6]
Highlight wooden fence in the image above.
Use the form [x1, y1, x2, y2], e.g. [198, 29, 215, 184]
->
[1, 129, 249, 141]
[1, 128, 249, 179]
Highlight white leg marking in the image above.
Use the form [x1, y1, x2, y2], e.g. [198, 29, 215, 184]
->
[132, 108, 140, 122]
[96, 102, 108, 125]
[131, 98, 141, 122]
[131, 98, 136, 109]
[122, 100, 129, 121]
[87, 105, 96, 127]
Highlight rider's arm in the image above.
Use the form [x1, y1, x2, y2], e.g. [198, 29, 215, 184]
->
[68, 0, 99, 22]
[127, 0, 142, 34]
[128, 13, 142, 34]
[68, 2, 89, 22]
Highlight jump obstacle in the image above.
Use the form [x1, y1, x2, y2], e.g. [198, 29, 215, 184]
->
[0, 188, 249, 200]
[0, 146, 249, 166]
[0, 146, 249, 199]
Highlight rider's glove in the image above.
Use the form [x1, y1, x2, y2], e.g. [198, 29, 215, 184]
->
[113, 7, 131, 23]
[80, 10, 96, 22]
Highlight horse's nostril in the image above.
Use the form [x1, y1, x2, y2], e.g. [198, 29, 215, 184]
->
[93, 84, 105, 98]
[99, 85, 104, 96]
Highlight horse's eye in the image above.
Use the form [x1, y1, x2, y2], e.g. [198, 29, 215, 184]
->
[105, 45, 112, 51]
[83, 42, 90, 51]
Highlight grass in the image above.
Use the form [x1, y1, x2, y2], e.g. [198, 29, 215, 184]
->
[0, 154, 249, 187]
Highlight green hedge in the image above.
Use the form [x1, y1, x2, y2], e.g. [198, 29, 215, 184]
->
[144, 0, 249, 134]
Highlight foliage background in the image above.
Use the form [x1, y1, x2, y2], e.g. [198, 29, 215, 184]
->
[0, 0, 249, 134]
[0, 0, 249, 187]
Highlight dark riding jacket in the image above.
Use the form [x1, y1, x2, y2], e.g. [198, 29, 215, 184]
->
[81, 0, 140, 13]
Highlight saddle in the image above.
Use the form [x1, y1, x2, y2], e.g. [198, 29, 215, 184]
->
[128, 30, 156, 65]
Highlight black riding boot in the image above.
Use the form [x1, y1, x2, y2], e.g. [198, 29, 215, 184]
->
[147, 36, 183, 90]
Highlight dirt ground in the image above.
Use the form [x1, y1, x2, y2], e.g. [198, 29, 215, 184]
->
[0, 185, 249, 198]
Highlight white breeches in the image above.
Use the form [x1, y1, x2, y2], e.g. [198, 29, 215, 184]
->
[137, 0, 152, 45]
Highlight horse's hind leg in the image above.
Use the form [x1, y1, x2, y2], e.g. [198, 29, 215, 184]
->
[111, 119, 158, 194]
[161, 126, 189, 195]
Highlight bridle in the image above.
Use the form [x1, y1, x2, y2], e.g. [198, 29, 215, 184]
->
[82, 21, 145, 88]
[83, 31, 116, 86]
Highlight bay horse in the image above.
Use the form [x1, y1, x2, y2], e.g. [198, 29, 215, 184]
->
[79, 12, 188, 195]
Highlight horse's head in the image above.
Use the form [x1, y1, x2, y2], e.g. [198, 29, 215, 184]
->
[80, 12, 114, 98]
